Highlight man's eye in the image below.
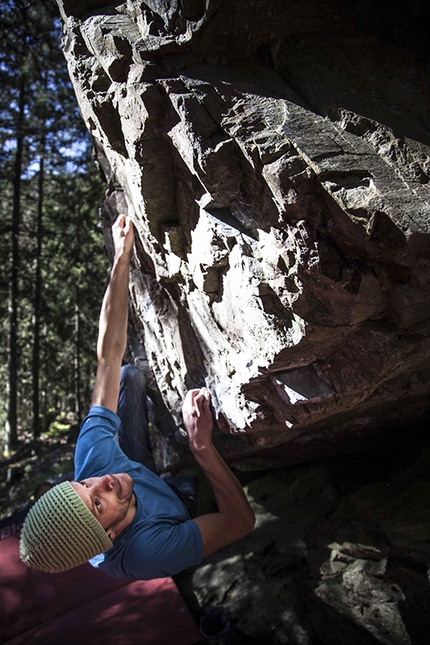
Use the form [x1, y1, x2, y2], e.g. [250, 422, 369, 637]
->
[79, 481, 88, 487]
[95, 500, 101, 510]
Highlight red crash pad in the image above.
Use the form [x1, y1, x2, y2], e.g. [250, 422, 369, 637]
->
[0, 531, 202, 645]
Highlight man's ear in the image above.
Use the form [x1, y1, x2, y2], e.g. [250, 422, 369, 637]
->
[107, 530, 116, 541]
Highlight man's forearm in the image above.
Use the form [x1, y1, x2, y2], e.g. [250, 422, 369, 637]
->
[96, 256, 130, 366]
[91, 215, 134, 411]
[182, 388, 255, 556]
[192, 442, 254, 531]
[191, 441, 255, 557]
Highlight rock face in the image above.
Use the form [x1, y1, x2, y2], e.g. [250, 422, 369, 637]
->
[305, 445, 430, 645]
[55, 2, 430, 643]
[56, 0, 430, 460]
[177, 444, 430, 645]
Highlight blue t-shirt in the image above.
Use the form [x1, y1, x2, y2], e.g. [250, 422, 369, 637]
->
[74, 406, 203, 580]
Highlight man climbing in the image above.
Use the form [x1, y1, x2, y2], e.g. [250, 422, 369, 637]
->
[19, 214, 255, 579]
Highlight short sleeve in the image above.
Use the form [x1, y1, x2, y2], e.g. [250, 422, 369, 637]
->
[121, 518, 203, 580]
[74, 406, 123, 480]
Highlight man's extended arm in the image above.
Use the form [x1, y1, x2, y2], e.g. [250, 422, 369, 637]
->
[182, 389, 255, 557]
[91, 214, 134, 412]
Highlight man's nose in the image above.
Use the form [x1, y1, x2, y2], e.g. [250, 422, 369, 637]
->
[95, 475, 114, 491]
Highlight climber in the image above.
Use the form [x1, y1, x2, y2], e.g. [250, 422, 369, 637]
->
[19, 214, 255, 580]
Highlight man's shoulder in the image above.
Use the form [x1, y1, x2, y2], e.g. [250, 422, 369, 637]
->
[83, 405, 121, 426]
[78, 405, 121, 440]
[74, 406, 124, 480]
[96, 513, 202, 580]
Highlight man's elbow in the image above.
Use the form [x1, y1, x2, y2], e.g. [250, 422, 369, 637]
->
[236, 506, 256, 539]
[245, 507, 256, 534]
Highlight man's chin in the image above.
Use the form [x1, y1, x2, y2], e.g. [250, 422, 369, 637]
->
[116, 472, 133, 499]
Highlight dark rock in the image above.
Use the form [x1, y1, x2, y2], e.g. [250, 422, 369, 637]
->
[56, 0, 430, 459]
[55, 1, 430, 642]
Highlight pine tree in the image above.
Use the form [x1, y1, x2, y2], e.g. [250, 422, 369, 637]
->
[0, 0, 32, 449]
[0, 0, 106, 451]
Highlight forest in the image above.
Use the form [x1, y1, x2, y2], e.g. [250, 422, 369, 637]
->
[2, 1, 430, 642]
[0, 0, 107, 460]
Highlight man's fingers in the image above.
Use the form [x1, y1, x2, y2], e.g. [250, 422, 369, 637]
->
[184, 388, 211, 413]
[194, 387, 210, 404]
[113, 214, 132, 232]
[185, 388, 211, 419]
[192, 391, 202, 418]
[194, 389, 211, 412]
[124, 215, 133, 234]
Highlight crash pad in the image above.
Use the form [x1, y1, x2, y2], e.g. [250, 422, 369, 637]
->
[0, 530, 202, 645]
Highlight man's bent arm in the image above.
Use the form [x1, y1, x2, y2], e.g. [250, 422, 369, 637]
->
[182, 389, 255, 557]
[91, 215, 134, 412]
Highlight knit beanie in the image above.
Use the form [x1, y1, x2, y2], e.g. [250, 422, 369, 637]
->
[19, 480, 113, 573]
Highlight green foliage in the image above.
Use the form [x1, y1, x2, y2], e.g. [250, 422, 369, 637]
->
[0, 0, 108, 449]
[42, 415, 72, 439]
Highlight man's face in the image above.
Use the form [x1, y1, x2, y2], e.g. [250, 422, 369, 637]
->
[71, 473, 136, 539]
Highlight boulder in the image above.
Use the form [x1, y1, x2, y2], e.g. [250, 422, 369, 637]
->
[55, 2, 430, 643]
[56, 0, 430, 461]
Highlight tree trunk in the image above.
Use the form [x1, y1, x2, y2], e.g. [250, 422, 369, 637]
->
[74, 279, 82, 424]
[6, 75, 25, 451]
[32, 135, 45, 438]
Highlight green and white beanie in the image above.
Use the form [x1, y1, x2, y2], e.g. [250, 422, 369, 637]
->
[19, 480, 113, 573]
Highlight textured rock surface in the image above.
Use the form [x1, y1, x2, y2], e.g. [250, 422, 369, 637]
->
[55, 2, 430, 644]
[56, 0, 430, 461]
[186, 465, 341, 644]
[175, 442, 430, 645]
[305, 444, 430, 645]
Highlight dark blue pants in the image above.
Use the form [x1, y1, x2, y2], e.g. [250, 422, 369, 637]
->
[117, 365, 157, 473]
[117, 365, 199, 517]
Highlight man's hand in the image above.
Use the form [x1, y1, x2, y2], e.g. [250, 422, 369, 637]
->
[183, 387, 255, 558]
[182, 388, 213, 453]
[112, 214, 134, 263]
